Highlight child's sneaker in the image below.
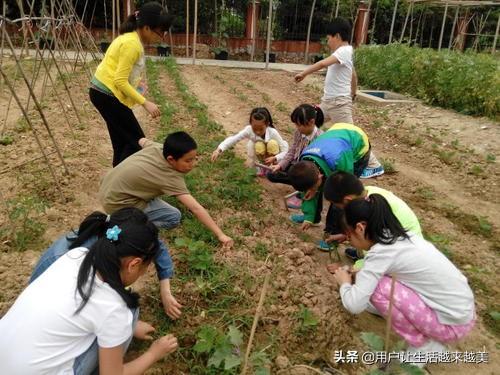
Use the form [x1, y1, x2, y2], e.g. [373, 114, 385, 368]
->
[403, 339, 447, 368]
[360, 166, 385, 179]
[286, 195, 302, 209]
[289, 214, 304, 224]
[344, 248, 361, 261]
[316, 240, 332, 251]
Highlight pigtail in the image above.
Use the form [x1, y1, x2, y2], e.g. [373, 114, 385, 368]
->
[69, 211, 108, 249]
[119, 13, 138, 34]
[344, 194, 409, 245]
[312, 104, 324, 128]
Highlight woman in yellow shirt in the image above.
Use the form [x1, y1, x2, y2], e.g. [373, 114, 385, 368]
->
[89, 2, 172, 166]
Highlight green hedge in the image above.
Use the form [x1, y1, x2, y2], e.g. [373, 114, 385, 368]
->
[355, 44, 500, 120]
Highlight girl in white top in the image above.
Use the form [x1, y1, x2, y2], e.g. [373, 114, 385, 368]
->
[331, 194, 476, 368]
[0, 219, 178, 375]
[211, 107, 289, 175]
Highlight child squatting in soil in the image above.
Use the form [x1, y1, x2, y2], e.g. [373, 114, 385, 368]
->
[323, 171, 422, 264]
[332, 194, 476, 368]
[0, 218, 178, 374]
[287, 123, 372, 232]
[267, 104, 324, 208]
[211, 107, 289, 176]
[30, 208, 182, 320]
[89, 2, 171, 167]
[99, 131, 233, 248]
[294, 17, 384, 179]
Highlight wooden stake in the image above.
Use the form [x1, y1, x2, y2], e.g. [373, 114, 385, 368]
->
[400, 1, 412, 43]
[388, 0, 399, 44]
[0, 67, 65, 202]
[186, 0, 189, 57]
[265, 0, 273, 69]
[241, 270, 271, 375]
[305, 0, 317, 64]
[438, 2, 449, 51]
[112, 0, 116, 40]
[192, 0, 198, 64]
[493, 12, 500, 54]
[384, 275, 397, 353]
[250, 0, 256, 62]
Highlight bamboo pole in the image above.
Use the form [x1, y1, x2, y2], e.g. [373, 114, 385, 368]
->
[335, 0, 340, 18]
[305, 0, 317, 64]
[0, 67, 65, 202]
[112, 0, 116, 40]
[240, 270, 271, 375]
[192, 0, 198, 64]
[438, 2, 449, 51]
[3, 31, 69, 175]
[399, 1, 412, 43]
[117, 0, 121, 31]
[265, 0, 273, 69]
[250, 0, 257, 62]
[186, 0, 189, 57]
[388, 0, 399, 44]
[448, 6, 459, 49]
[384, 276, 397, 354]
[493, 12, 500, 54]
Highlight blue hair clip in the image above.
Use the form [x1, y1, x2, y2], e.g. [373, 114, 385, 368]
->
[106, 225, 122, 242]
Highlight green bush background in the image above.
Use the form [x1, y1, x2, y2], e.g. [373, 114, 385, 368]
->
[355, 44, 500, 120]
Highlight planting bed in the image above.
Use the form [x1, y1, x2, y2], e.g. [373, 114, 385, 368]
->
[0, 60, 498, 374]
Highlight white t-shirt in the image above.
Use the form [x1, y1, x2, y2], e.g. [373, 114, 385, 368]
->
[323, 45, 353, 100]
[340, 235, 475, 325]
[217, 125, 289, 162]
[0, 248, 133, 375]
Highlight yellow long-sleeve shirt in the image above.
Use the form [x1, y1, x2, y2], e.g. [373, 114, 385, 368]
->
[93, 31, 146, 108]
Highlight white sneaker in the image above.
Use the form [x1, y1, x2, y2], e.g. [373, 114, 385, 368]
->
[403, 339, 447, 368]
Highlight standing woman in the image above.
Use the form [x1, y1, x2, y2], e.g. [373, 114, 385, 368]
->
[90, 2, 172, 166]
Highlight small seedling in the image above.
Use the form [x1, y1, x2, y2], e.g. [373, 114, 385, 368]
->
[0, 134, 14, 145]
[415, 187, 434, 200]
[380, 158, 397, 174]
[469, 165, 484, 176]
[276, 102, 288, 113]
[372, 119, 383, 129]
[437, 150, 455, 165]
[295, 304, 319, 334]
[486, 154, 496, 163]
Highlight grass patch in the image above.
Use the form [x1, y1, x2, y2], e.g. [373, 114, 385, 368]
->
[380, 158, 397, 174]
[144, 58, 269, 373]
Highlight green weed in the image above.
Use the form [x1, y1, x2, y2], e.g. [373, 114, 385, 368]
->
[276, 102, 288, 113]
[295, 304, 318, 334]
[486, 154, 496, 163]
[469, 165, 484, 176]
[0, 134, 14, 145]
[380, 158, 397, 174]
[4, 195, 47, 251]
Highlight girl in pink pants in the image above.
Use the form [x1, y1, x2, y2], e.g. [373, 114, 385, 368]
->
[332, 194, 476, 368]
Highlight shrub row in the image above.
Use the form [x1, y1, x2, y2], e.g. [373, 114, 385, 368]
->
[355, 44, 499, 120]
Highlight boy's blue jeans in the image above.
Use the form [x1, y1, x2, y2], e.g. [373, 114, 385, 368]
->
[143, 198, 182, 230]
[72, 308, 140, 375]
[30, 234, 174, 283]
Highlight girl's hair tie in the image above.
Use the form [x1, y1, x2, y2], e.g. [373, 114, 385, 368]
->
[106, 225, 122, 242]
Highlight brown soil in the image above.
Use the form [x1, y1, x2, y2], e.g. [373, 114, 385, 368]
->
[0, 62, 498, 374]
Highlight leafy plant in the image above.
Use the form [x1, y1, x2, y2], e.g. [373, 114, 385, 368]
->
[380, 158, 397, 174]
[295, 304, 319, 334]
[0, 134, 14, 145]
[175, 237, 214, 273]
[5, 195, 47, 251]
[194, 325, 270, 373]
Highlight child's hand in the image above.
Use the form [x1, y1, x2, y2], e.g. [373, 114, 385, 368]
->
[219, 234, 234, 249]
[301, 222, 312, 231]
[326, 233, 347, 244]
[211, 149, 222, 162]
[161, 293, 183, 320]
[147, 334, 178, 361]
[134, 320, 156, 340]
[264, 156, 276, 165]
[143, 100, 161, 118]
[269, 164, 281, 173]
[334, 268, 352, 286]
[294, 72, 305, 82]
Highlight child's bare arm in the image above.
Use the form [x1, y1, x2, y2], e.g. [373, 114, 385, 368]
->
[351, 68, 358, 98]
[176, 194, 233, 248]
[295, 55, 340, 82]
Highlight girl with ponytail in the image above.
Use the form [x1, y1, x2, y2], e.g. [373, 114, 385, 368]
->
[0, 220, 178, 375]
[267, 104, 324, 207]
[331, 194, 476, 369]
[90, 1, 173, 166]
[31, 207, 183, 320]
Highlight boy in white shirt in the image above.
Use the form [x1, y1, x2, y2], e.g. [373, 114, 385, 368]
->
[294, 18, 384, 179]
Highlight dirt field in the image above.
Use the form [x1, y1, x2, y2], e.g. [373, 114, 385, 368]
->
[0, 61, 498, 374]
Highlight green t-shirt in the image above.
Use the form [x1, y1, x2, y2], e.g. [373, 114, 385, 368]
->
[366, 185, 422, 236]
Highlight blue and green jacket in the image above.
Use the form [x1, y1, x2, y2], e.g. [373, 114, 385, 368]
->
[299, 124, 370, 223]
